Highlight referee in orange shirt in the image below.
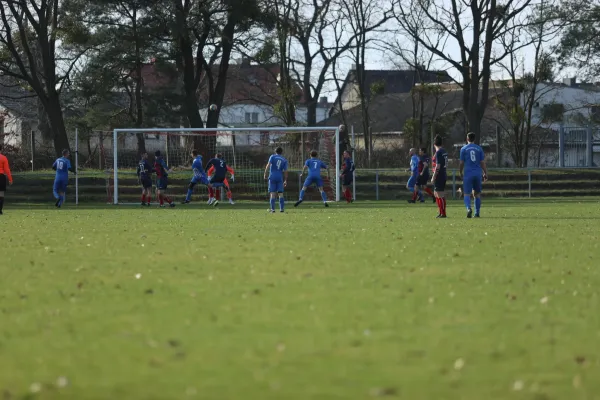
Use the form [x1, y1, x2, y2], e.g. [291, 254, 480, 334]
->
[0, 144, 14, 215]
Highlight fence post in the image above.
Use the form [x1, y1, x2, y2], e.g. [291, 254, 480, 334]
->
[559, 125, 565, 167]
[375, 169, 379, 200]
[528, 169, 532, 198]
[75, 128, 79, 206]
[587, 126, 593, 167]
[351, 125, 356, 201]
[30, 130, 34, 172]
[452, 169, 456, 200]
[496, 125, 501, 167]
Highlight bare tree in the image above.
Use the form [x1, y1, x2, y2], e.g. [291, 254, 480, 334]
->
[394, 0, 533, 138]
[0, 0, 91, 155]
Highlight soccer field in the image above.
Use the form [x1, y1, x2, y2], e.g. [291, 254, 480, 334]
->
[1, 199, 599, 399]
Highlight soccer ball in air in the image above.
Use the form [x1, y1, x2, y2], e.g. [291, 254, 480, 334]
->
[209, 104, 218, 111]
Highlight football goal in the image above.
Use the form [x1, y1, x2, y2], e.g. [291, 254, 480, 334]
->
[106, 127, 341, 204]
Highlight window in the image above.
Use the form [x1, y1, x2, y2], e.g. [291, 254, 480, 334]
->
[245, 112, 259, 124]
[541, 103, 564, 123]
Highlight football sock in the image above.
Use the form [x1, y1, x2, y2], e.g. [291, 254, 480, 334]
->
[159, 195, 164, 205]
[141, 194, 146, 202]
[412, 190, 418, 201]
[475, 197, 481, 213]
[299, 189, 305, 200]
[464, 196, 471, 210]
[279, 197, 285, 211]
[58, 195, 64, 207]
[418, 191, 424, 201]
[186, 189, 193, 202]
[53, 188, 59, 199]
[0, 197, 4, 212]
[216, 189, 221, 199]
[321, 191, 327, 202]
[425, 187, 434, 197]
[441, 197, 447, 216]
[227, 191, 232, 199]
[146, 195, 151, 203]
[270, 198, 276, 210]
[347, 188, 352, 200]
[208, 187, 214, 198]
[436, 198, 442, 214]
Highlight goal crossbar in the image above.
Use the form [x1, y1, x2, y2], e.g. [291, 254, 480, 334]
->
[112, 126, 341, 204]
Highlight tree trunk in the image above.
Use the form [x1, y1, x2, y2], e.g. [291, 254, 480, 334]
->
[43, 93, 71, 156]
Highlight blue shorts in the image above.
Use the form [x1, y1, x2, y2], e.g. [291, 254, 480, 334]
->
[303, 176, 323, 188]
[141, 177, 153, 189]
[407, 175, 418, 189]
[463, 175, 482, 193]
[191, 174, 208, 185]
[53, 179, 68, 193]
[268, 179, 284, 193]
[157, 177, 168, 190]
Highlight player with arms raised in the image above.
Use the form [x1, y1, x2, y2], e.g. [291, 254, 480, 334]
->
[431, 135, 448, 218]
[154, 150, 175, 208]
[52, 149, 75, 208]
[182, 150, 208, 204]
[137, 152, 153, 206]
[341, 150, 355, 203]
[459, 132, 488, 218]
[294, 150, 329, 207]
[264, 147, 288, 213]
[205, 153, 233, 207]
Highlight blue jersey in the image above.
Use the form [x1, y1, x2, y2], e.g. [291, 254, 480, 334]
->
[410, 155, 419, 175]
[137, 159, 153, 179]
[460, 143, 485, 176]
[268, 154, 288, 180]
[205, 158, 227, 179]
[52, 157, 72, 180]
[433, 148, 448, 180]
[191, 156, 204, 178]
[342, 158, 355, 175]
[305, 158, 327, 177]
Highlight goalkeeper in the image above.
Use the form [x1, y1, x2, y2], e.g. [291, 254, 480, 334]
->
[207, 155, 235, 205]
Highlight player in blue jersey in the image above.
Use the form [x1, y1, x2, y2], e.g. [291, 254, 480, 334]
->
[52, 149, 75, 208]
[407, 148, 423, 203]
[341, 150, 355, 203]
[182, 150, 209, 205]
[294, 150, 329, 208]
[137, 152, 154, 206]
[154, 150, 175, 208]
[264, 146, 288, 213]
[459, 132, 489, 218]
[431, 135, 448, 218]
[205, 153, 233, 207]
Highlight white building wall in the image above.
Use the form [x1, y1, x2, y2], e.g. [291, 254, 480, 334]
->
[530, 84, 600, 129]
[0, 106, 23, 147]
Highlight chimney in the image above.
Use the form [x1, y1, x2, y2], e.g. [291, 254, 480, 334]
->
[563, 77, 576, 87]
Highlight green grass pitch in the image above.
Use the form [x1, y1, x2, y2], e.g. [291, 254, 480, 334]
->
[1, 199, 600, 399]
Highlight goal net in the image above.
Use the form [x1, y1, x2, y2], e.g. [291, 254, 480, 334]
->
[102, 127, 340, 204]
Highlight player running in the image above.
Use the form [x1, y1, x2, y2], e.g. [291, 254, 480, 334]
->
[294, 150, 329, 208]
[431, 135, 448, 218]
[417, 147, 436, 203]
[407, 148, 423, 203]
[205, 153, 233, 207]
[207, 161, 235, 205]
[154, 150, 175, 208]
[137, 152, 154, 206]
[459, 132, 489, 218]
[341, 150, 355, 203]
[0, 144, 13, 215]
[52, 149, 75, 208]
[182, 150, 209, 204]
[264, 147, 288, 213]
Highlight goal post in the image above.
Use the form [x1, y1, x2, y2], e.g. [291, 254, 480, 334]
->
[112, 126, 341, 204]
